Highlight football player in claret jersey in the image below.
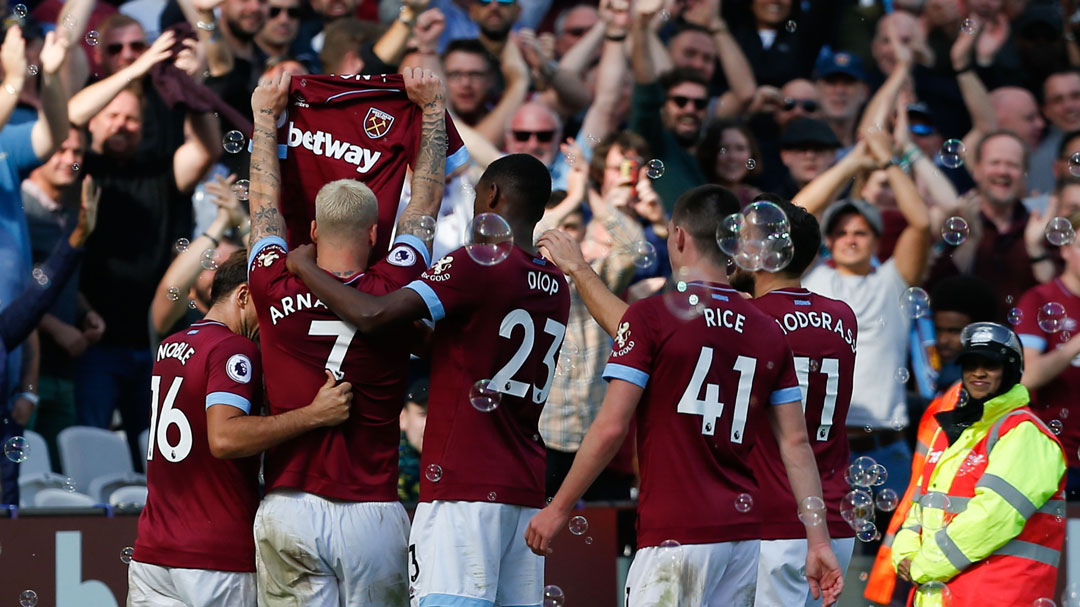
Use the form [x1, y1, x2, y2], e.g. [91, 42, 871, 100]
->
[129, 250, 353, 607]
[286, 153, 570, 607]
[1016, 212, 1080, 496]
[526, 185, 844, 607]
[245, 68, 449, 606]
[729, 199, 858, 607]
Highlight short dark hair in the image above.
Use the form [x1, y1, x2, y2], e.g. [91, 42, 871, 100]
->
[406, 378, 429, 408]
[658, 67, 709, 93]
[974, 130, 1030, 170]
[209, 249, 249, 307]
[321, 19, 384, 75]
[481, 154, 552, 223]
[671, 184, 741, 266]
[1058, 129, 1080, 159]
[442, 38, 496, 73]
[772, 199, 821, 279]
[930, 275, 998, 322]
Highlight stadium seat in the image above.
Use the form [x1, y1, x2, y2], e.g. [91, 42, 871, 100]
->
[32, 488, 97, 508]
[57, 426, 144, 497]
[17, 430, 70, 508]
[89, 473, 147, 504]
[108, 485, 148, 508]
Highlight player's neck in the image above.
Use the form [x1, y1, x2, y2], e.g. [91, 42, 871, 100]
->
[317, 246, 369, 278]
[752, 274, 802, 298]
[204, 307, 240, 336]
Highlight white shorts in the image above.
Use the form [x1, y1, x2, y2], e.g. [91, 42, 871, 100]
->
[754, 537, 856, 607]
[409, 500, 543, 607]
[624, 539, 759, 607]
[127, 560, 256, 607]
[253, 489, 410, 607]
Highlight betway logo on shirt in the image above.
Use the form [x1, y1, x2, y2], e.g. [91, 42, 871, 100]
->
[286, 122, 381, 173]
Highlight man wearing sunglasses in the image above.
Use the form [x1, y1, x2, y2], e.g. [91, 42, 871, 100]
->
[505, 102, 562, 168]
[95, 14, 150, 78]
[255, 0, 302, 62]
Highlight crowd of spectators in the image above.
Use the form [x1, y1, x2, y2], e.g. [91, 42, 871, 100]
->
[4, 0, 1080, 561]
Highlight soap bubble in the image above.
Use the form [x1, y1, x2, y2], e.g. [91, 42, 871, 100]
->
[1007, 308, 1023, 326]
[18, 590, 37, 607]
[899, 287, 931, 319]
[568, 515, 588, 535]
[232, 179, 250, 202]
[1046, 216, 1076, 246]
[798, 496, 826, 526]
[840, 489, 874, 524]
[4, 436, 29, 463]
[631, 241, 658, 270]
[465, 213, 513, 266]
[961, 18, 976, 34]
[939, 139, 966, 169]
[166, 286, 181, 301]
[543, 585, 565, 607]
[85, 31, 100, 46]
[645, 159, 665, 179]
[424, 464, 442, 482]
[734, 493, 753, 513]
[223, 130, 245, 154]
[941, 216, 969, 245]
[120, 546, 134, 564]
[469, 379, 501, 412]
[876, 488, 899, 511]
[1038, 302, 1067, 333]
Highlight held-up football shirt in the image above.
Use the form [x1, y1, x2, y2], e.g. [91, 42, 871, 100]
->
[248, 234, 430, 501]
[602, 282, 802, 548]
[750, 288, 858, 540]
[1016, 279, 1080, 467]
[405, 246, 572, 508]
[134, 320, 262, 572]
[276, 74, 469, 258]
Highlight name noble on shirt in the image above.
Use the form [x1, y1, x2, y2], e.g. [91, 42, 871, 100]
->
[774, 309, 857, 354]
[287, 123, 382, 173]
[268, 292, 330, 325]
[157, 341, 196, 365]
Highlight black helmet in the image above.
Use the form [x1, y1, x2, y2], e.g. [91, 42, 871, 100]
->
[957, 322, 1024, 390]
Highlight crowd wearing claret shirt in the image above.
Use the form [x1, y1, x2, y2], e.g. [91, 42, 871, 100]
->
[4, 0, 1080, 603]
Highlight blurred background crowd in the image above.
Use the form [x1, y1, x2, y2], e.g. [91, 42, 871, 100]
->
[3, 0, 1080, 598]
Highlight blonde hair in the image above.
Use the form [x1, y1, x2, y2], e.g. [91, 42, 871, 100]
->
[314, 179, 378, 236]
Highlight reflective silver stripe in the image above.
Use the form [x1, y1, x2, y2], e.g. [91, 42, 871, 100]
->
[976, 474, 1038, 518]
[916, 440, 929, 457]
[944, 495, 970, 513]
[993, 540, 1061, 566]
[986, 410, 1055, 454]
[1039, 499, 1066, 516]
[986, 410, 1027, 454]
[900, 525, 922, 535]
[882, 532, 896, 547]
[935, 528, 974, 570]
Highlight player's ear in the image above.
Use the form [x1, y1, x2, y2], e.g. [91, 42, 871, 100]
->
[310, 220, 318, 243]
[400, 407, 408, 431]
[235, 283, 251, 308]
[368, 223, 377, 247]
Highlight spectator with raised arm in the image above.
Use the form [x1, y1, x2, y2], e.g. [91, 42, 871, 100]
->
[23, 128, 104, 471]
[1, 176, 98, 506]
[803, 127, 932, 503]
[627, 0, 706, 211]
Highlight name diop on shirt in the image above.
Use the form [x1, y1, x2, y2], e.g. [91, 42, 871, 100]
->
[286, 122, 382, 173]
[774, 310, 857, 354]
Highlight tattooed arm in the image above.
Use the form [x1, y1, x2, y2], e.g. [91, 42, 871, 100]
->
[395, 67, 448, 257]
[249, 73, 291, 246]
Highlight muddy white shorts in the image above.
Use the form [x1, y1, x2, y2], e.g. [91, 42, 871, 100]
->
[624, 539, 760, 607]
[127, 560, 255, 607]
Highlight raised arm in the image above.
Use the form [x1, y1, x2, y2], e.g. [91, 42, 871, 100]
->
[629, 0, 664, 85]
[395, 67, 447, 258]
[700, 7, 756, 113]
[0, 27, 27, 131]
[207, 370, 353, 458]
[792, 140, 873, 216]
[867, 129, 930, 285]
[183, 0, 235, 77]
[174, 111, 222, 194]
[520, 29, 591, 114]
[31, 31, 71, 159]
[576, 0, 631, 141]
[473, 39, 530, 147]
[285, 244, 428, 332]
[68, 32, 175, 126]
[248, 73, 291, 245]
[951, 17, 996, 154]
[856, 35, 911, 137]
[537, 228, 627, 337]
[374, 0, 432, 67]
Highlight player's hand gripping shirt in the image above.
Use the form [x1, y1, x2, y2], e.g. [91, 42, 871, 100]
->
[134, 320, 262, 572]
[248, 234, 430, 501]
[602, 282, 802, 548]
[750, 288, 858, 540]
[406, 247, 572, 508]
[276, 74, 469, 258]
